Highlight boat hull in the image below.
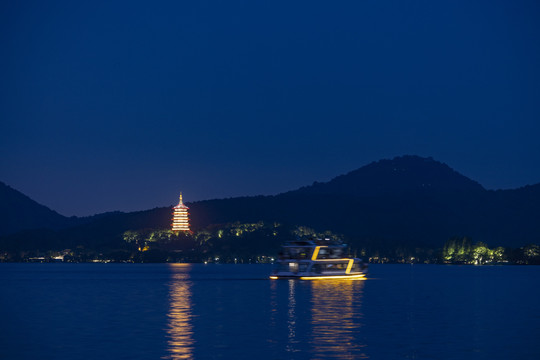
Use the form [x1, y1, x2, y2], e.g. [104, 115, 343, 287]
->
[270, 272, 367, 280]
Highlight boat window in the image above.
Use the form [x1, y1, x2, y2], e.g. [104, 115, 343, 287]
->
[282, 247, 309, 259]
[330, 248, 343, 258]
[325, 263, 346, 270]
[288, 262, 299, 273]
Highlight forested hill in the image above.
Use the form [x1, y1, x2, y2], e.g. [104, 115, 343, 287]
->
[189, 156, 540, 248]
[0, 181, 74, 236]
[290, 156, 485, 197]
[2, 156, 540, 250]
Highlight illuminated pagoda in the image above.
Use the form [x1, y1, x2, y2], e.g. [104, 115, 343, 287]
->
[171, 193, 190, 232]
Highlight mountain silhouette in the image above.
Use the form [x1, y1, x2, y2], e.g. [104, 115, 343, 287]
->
[189, 156, 539, 248]
[292, 156, 485, 197]
[1, 156, 539, 251]
[0, 181, 76, 236]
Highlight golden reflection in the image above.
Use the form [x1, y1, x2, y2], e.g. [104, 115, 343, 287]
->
[310, 279, 368, 359]
[165, 264, 194, 360]
[286, 280, 299, 354]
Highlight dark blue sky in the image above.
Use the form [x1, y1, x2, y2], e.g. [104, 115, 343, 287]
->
[1, 0, 539, 216]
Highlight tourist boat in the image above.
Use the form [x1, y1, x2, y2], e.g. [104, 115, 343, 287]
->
[269, 238, 368, 280]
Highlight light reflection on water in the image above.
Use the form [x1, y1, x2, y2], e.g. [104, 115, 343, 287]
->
[270, 277, 368, 359]
[286, 280, 299, 354]
[154, 264, 540, 359]
[164, 265, 368, 359]
[164, 264, 193, 360]
[309, 279, 368, 359]
[2, 264, 538, 359]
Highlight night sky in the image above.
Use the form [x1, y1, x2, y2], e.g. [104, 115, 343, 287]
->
[1, 0, 539, 216]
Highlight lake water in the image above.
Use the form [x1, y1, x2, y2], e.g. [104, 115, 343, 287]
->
[1, 263, 539, 359]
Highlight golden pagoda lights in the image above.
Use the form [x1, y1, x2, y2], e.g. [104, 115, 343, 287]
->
[171, 193, 190, 232]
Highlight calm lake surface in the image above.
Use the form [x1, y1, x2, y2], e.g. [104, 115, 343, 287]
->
[1, 263, 539, 359]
